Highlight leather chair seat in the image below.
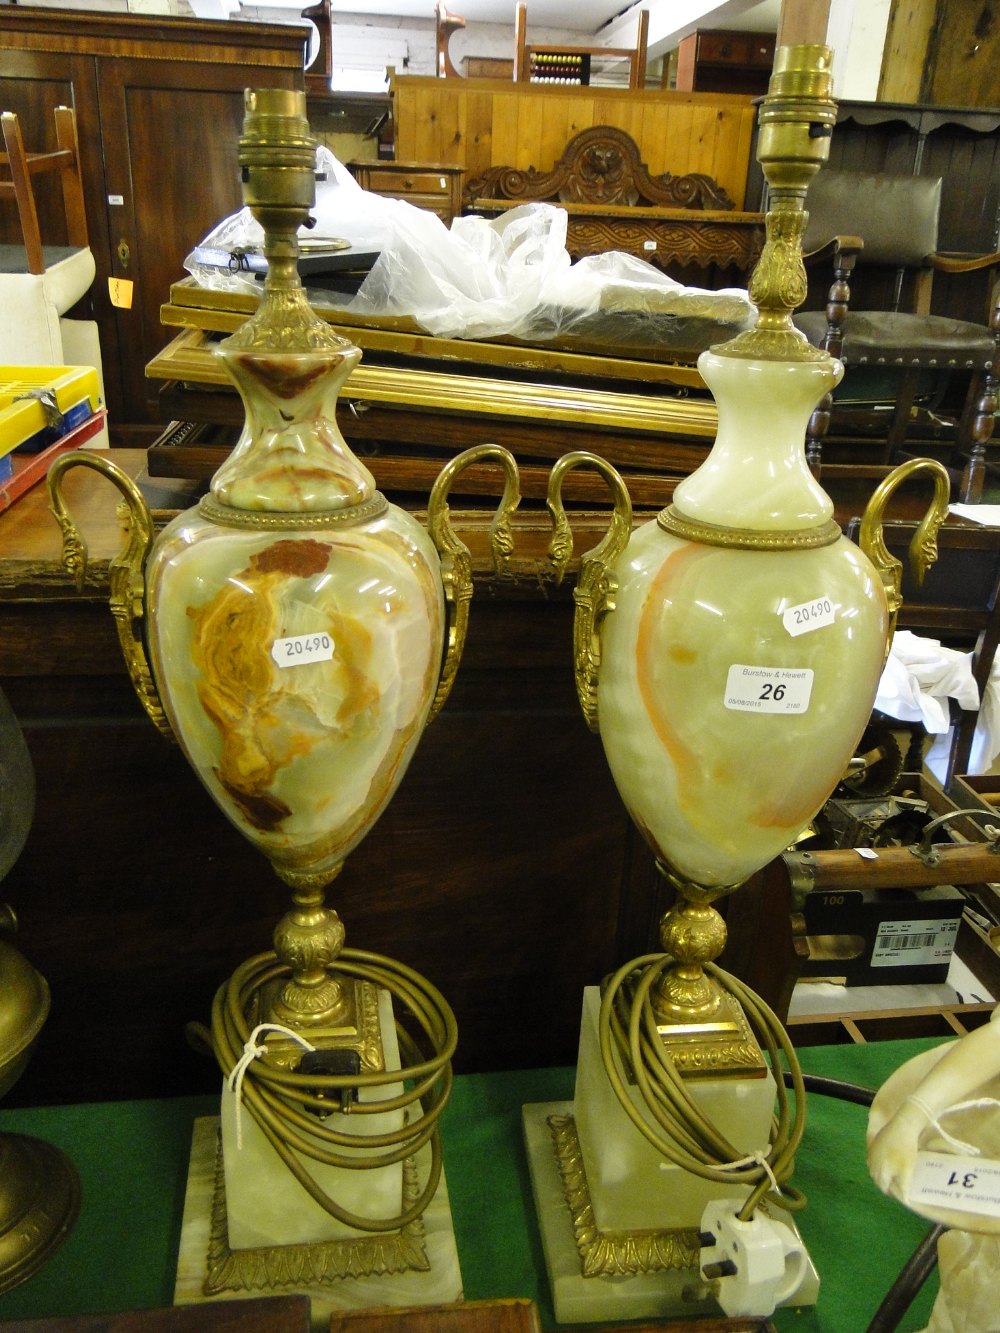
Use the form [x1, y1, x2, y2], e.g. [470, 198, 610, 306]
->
[795, 309, 996, 370]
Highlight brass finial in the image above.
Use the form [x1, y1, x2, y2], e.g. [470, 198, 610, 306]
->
[224, 87, 350, 353]
[721, 44, 837, 361]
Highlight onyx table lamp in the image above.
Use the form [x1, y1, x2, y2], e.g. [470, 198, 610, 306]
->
[48, 88, 520, 1323]
[527, 44, 953, 1324]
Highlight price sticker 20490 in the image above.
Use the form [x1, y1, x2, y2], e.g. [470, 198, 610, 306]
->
[783, 595, 835, 638]
[271, 633, 334, 667]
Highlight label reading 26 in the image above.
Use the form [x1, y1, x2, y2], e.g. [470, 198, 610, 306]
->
[271, 633, 334, 667]
[724, 665, 814, 714]
[783, 596, 835, 637]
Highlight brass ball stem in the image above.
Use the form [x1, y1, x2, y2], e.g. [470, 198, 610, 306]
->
[270, 869, 348, 1027]
[651, 894, 730, 1024]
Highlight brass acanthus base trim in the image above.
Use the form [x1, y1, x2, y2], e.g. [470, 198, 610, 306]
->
[204, 1131, 429, 1294]
[547, 1113, 700, 1278]
[657, 505, 842, 551]
[198, 493, 388, 530]
[254, 975, 386, 1074]
[714, 325, 831, 364]
[654, 989, 768, 1078]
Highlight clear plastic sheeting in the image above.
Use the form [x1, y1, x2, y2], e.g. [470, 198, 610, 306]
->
[351, 200, 573, 340]
[184, 148, 757, 353]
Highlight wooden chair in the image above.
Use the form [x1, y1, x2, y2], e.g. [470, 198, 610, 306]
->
[514, 1, 648, 88]
[0, 105, 89, 275]
[0, 105, 101, 391]
[794, 169, 1000, 503]
[435, 2, 466, 78]
[302, 0, 334, 95]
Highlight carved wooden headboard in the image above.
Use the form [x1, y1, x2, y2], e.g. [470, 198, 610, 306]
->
[464, 125, 735, 212]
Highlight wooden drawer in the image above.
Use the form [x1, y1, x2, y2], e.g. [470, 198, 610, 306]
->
[362, 166, 452, 196]
[350, 160, 464, 223]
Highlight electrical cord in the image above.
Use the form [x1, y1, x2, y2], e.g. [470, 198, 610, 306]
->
[777, 1057, 944, 1333]
[783, 1070, 875, 1106]
[599, 952, 807, 1220]
[209, 945, 457, 1233]
[864, 1222, 944, 1333]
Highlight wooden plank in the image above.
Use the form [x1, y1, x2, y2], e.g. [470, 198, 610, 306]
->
[926, 0, 1000, 108]
[487, 87, 520, 170]
[783, 842, 1000, 893]
[392, 77, 757, 210]
[5, 1296, 312, 1333]
[877, 0, 937, 103]
[515, 87, 546, 169]
[777, 0, 831, 46]
[435, 83, 466, 165]
[553, 96, 595, 162]
[464, 87, 494, 181]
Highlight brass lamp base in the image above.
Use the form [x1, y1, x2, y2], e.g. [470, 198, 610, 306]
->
[0, 1131, 80, 1294]
[646, 874, 767, 1077]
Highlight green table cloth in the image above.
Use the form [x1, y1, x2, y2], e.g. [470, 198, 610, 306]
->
[0, 1040, 946, 1331]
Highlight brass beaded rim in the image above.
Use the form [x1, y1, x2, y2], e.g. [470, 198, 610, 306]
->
[657, 504, 842, 551]
[198, 491, 388, 530]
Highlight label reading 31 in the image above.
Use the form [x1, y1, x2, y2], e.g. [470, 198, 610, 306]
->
[724, 665, 814, 714]
[271, 633, 334, 667]
[910, 1151, 1000, 1219]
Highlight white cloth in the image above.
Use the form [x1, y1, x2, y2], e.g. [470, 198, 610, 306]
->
[949, 504, 1000, 527]
[875, 630, 979, 735]
[873, 630, 1000, 781]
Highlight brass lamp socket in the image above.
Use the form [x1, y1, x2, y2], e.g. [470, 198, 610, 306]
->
[756, 44, 837, 198]
[238, 87, 317, 231]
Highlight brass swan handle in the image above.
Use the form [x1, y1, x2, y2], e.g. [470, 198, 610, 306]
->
[857, 456, 952, 661]
[46, 451, 171, 737]
[546, 450, 633, 733]
[426, 443, 521, 723]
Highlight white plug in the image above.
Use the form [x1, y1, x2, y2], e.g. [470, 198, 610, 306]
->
[698, 1199, 811, 1317]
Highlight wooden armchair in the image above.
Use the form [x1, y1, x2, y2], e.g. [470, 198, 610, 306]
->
[0, 105, 89, 277]
[793, 168, 1000, 502]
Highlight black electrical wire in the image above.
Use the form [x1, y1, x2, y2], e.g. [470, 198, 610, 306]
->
[864, 1223, 945, 1333]
[776, 1067, 943, 1332]
[782, 1069, 875, 1106]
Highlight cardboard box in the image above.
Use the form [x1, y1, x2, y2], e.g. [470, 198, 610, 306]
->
[799, 883, 966, 986]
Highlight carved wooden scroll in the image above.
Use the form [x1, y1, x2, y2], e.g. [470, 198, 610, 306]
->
[464, 125, 735, 211]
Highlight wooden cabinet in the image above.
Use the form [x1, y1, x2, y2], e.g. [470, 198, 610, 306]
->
[0, 11, 306, 433]
[675, 28, 776, 95]
[349, 160, 464, 223]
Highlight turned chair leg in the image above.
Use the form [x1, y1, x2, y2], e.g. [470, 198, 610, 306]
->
[885, 368, 922, 461]
[808, 248, 855, 485]
[960, 289, 1000, 502]
[805, 395, 830, 480]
